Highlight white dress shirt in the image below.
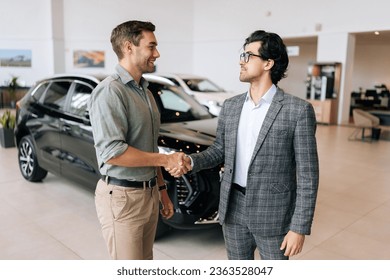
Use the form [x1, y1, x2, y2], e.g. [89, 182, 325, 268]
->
[233, 84, 277, 187]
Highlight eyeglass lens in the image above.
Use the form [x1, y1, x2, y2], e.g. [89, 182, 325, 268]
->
[240, 53, 249, 63]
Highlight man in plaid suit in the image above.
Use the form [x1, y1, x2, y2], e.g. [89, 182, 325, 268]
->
[170, 30, 319, 260]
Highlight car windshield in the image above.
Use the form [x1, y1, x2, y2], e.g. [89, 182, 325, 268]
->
[183, 78, 224, 93]
[147, 81, 212, 123]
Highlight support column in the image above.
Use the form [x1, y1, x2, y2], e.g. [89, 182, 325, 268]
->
[51, 0, 65, 73]
[317, 32, 356, 124]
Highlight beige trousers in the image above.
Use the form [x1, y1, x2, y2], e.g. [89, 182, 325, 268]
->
[95, 179, 159, 260]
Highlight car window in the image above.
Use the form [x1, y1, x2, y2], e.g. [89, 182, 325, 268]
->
[183, 78, 223, 92]
[148, 81, 211, 123]
[165, 78, 181, 87]
[42, 81, 71, 110]
[69, 82, 93, 118]
[31, 82, 50, 102]
[160, 90, 191, 112]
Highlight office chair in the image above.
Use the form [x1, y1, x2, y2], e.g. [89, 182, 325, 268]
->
[349, 109, 380, 142]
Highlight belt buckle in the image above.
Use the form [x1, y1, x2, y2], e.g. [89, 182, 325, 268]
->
[147, 176, 156, 188]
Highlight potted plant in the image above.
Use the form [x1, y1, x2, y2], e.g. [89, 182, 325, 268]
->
[7, 76, 19, 108]
[0, 110, 16, 148]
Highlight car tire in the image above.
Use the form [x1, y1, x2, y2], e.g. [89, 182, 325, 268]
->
[18, 136, 48, 182]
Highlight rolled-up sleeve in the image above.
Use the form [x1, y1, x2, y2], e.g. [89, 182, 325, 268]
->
[88, 80, 129, 164]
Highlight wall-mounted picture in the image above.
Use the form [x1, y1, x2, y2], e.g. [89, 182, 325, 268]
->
[73, 50, 105, 68]
[0, 49, 32, 67]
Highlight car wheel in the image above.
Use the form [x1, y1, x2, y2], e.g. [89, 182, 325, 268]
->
[18, 136, 48, 182]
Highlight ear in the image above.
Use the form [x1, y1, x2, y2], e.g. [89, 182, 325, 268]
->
[123, 40, 133, 54]
[264, 59, 274, 70]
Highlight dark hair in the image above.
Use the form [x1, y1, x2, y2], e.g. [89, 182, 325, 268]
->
[110, 20, 155, 60]
[243, 30, 289, 84]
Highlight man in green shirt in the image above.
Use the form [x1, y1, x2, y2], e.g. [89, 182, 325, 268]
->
[88, 20, 186, 260]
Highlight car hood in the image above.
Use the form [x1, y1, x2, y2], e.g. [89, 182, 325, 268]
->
[193, 92, 237, 104]
[160, 118, 218, 146]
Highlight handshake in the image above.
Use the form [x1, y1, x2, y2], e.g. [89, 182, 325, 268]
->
[163, 152, 192, 177]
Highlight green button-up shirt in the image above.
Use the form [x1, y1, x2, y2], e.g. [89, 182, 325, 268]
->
[88, 64, 160, 181]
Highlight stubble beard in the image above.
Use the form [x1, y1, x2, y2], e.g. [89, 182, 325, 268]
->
[140, 60, 155, 74]
[239, 71, 249, 83]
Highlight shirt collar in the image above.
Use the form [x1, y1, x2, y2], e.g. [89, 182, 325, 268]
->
[115, 64, 149, 89]
[245, 84, 277, 104]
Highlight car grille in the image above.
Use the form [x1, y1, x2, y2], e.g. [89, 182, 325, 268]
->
[175, 173, 199, 206]
[176, 178, 189, 203]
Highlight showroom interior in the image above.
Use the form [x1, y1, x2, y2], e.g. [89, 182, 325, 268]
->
[1, 0, 390, 260]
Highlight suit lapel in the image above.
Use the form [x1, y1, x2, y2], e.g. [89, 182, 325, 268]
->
[230, 93, 247, 139]
[228, 93, 246, 161]
[249, 89, 284, 165]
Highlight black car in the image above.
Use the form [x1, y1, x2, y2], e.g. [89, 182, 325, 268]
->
[14, 73, 222, 237]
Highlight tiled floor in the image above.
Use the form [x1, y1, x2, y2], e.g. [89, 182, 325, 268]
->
[1, 124, 390, 260]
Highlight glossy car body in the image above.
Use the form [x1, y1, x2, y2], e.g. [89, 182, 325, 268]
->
[154, 73, 236, 116]
[14, 73, 222, 236]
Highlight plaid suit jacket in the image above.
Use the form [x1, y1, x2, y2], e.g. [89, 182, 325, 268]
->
[191, 88, 319, 236]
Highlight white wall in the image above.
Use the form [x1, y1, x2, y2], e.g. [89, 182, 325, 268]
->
[0, 0, 195, 86]
[353, 44, 390, 91]
[192, 0, 390, 94]
[0, 0, 55, 86]
[279, 43, 317, 100]
[62, 0, 195, 76]
[1, 0, 390, 122]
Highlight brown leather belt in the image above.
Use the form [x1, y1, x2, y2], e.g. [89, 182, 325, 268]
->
[101, 175, 157, 188]
[232, 183, 246, 195]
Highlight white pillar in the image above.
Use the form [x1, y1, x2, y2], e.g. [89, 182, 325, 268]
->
[51, 0, 65, 73]
[317, 32, 356, 124]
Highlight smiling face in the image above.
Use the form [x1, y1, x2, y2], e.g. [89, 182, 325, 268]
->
[131, 30, 160, 74]
[122, 30, 160, 79]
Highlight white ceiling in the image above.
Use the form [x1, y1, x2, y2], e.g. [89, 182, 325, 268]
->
[283, 30, 390, 45]
[354, 30, 390, 44]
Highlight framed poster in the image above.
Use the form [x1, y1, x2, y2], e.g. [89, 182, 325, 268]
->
[73, 50, 105, 68]
[0, 49, 32, 67]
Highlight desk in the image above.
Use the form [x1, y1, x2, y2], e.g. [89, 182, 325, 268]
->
[369, 110, 390, 126]
[350, 98, 384, 116]
[354, 99, 381, 107]
[307, 99, 338, 124]
[0, 88, 5, 108]
[0, 86, 30, 108]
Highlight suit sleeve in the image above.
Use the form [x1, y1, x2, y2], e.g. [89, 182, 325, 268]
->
[290, 102, 319, 235]
[190, 102, 227, 172]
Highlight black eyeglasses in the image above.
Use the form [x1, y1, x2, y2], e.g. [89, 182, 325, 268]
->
[240, 52, 263, 63]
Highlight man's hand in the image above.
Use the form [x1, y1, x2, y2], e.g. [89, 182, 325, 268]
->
[280, 231, 305, 257]
[164, 153, 192, 177]
[159, 189, 174, 219]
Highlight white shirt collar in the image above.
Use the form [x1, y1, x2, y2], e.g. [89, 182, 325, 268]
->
[245, 84, 277, 105]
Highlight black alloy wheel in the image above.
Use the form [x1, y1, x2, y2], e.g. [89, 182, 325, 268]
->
[18, 136, 48, 182]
